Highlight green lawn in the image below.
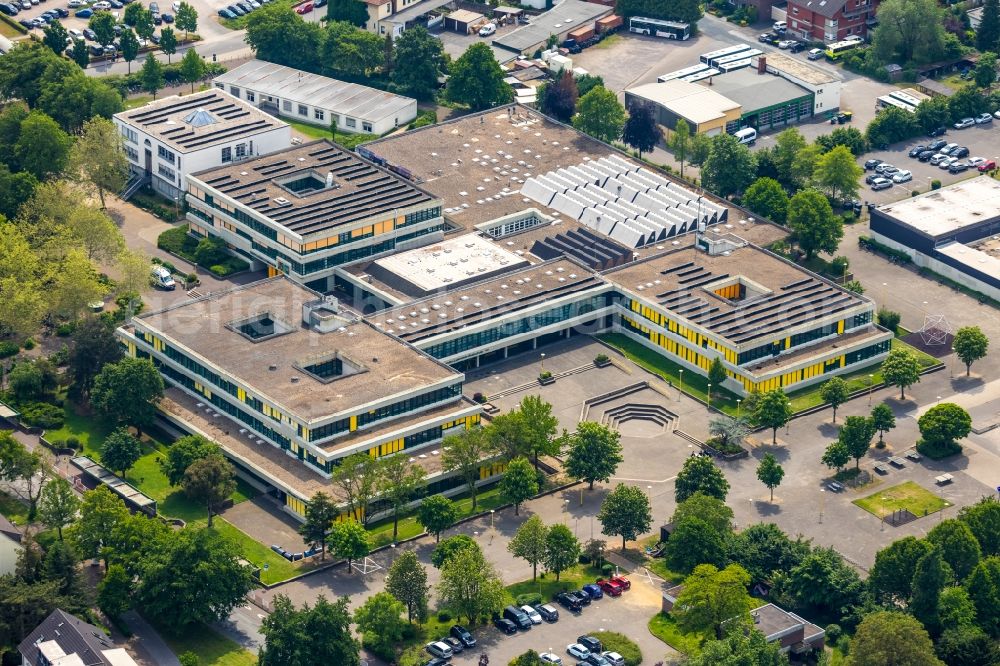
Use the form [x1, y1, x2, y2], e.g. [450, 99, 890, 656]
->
[367, 484, 505, 548]
[208, 519, 310, 585]
[0, 491, 29, 526]
[157, 622, 257, 666]
[644, 557, 686, 584]
[125, 95, 153, 110]
[285, 119, 381, 149]
[648, 612, 707, 655]
[853, 481, 949, 518]
[505, 563, 604, 604]
[46, 405, 116, 458]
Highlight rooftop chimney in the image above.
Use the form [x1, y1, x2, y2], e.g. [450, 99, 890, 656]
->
[758, 56, 767, 74]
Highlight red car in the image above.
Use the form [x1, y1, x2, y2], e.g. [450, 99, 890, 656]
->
[611, 574, 631, 591]
[295, 2, 312, 12]
[979, 159, 997, 172]
[596, 578, 623, 597]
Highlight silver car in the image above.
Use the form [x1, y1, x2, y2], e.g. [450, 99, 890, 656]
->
[954, 117, 975, 129]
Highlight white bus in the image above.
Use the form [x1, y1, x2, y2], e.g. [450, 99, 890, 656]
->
[700, 43, 753, 66]
[710, 49, 761, 68]
[824, 40, 860, 60]
[657, 63, 709, 82]
[629, 16, 691, 40]
[718, 58, 752, 73]
[681, 68, 721, 82]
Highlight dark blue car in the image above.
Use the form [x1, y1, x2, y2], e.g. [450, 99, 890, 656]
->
[582, 583, 603, 600]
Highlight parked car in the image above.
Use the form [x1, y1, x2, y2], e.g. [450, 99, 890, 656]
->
[540, 654, 563, 665]
[773, 20, 786, 31]
[865, 173, 881, 185]
[891, 170, 912, 183]
[789, 41, 806, 52]
[870, 177, 892, 191]
[478, 21, 496, 36]
[442, 636, 464, 654]
[826, 481, 845, 492]
[907, 145, 927, 157]
[807, 47, 823, 60]
[88, 43, 103, 55]
[927, 139, 948, 151]
[66, 0, 84, 6]
[949, 161, 969, 173]
[0, 3, 18, 14]
[571, 590, 591, 606]
[758, 32, 779, 44]
[602, 653, 626, 666]
[874, 162, 896, 174]
[536, 604, 559, 622]
[777, 39, 796, 49]
[423, 659, 449, 666]
[502, 605, 532, 630]
[596, 578, 623, 596]
[927, 126, 947, 137]
[92, 0, 110, 7]
[863, 158, 883, 170]
[978, 159, 996, 172]
[217, 8, 235, 16]
[83, 27, 95, 38]
[581, 583, 604, 600]
[969, 157, 986, 167]
[938, 156, 958, 169]
[929, 153, 949, 165]
[494, 617, 517, 635]
[844, 34, 863, 42]
[952, 146, 970, 158]
[954, 117, 975, 129]
[450, 625, 476, 648]
[228, 4, 244, 14]
[567, 644, 591, 660]
[17, 18, 33, 27]
[583, 656, 611, 666]
[294, 1, 311, 12]
[578, 636, 603, 653]
[556, 592, 582, 612]
[74, 7, 92, 17]
[425, 641, 452, 659]
[610, 575, 631, 590]
[975, 112, 993, 124]
[161, 10, 171, 20]
[917, 150, 936, 161]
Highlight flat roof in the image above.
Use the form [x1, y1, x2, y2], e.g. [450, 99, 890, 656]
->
[190, 139, 437, 239]
[603, 237, 867, 346]
[627, 81, 741, 125]
[696, 69, 810, 114]
[115, 90, 286, 154]
[214, 60, 415, 124]
[755, 52, 840, 85]
[937, 241, 1000, 276]
[449, 9, 484, 23]
[369, 257, 605, 344]
[134, 278, 459, 422]
[493, 0, 611, 52]
[371, 234, 529, 294]
[876, 176, 1000, 237]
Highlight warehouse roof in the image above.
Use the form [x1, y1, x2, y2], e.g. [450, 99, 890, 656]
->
[190, 139, 437, 238]
[115, 90, 285, 153]
[876, 176, 1000, 237]
[214, 60, 416, 124]
[755, 52, 840, 85]
[493, 0, 611, 53]
[696, 69, 810, 115]
[627, 80, 741, 125]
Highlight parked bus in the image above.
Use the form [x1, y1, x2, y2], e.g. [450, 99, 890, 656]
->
[700, 43, 753, 65]
[824, 40, 859, 60]
[710, 48, 761, 68]
[657, 63, 709, 82]
[629, 16, 691, 40]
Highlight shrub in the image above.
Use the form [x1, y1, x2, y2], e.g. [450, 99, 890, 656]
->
[22, 339, 35, 350]
[66, 436, 80, 449]
[916, 438, 962, 459]
[55, 322, 76, 337]
[20, 402, 65, 429]
[594, 353, 610, 364]
[826, 623, 842, 642]
[877, 308, 901, 332]
[0, 341, 19, 358]
[579, 553, 591, 564]
[538, 370, 553, 381]
[931, 179, 942, 190]
[437, 610, 451, 622]
[157, 225, 196, 257]
[515, 592, 542, 606]
[473, 392, 486, 404]
[590, 631, 642, 666]
[207, 258, 249, 277]
[858, 236, 912, 264]
[601, 563, 614, 575]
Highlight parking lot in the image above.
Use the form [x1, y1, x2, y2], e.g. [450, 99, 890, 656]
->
[860, 119, 1000, 204]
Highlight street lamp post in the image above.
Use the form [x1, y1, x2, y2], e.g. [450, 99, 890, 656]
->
[490, 509, 495, 529]
[540, 352, 546, 375]
[707, 383, 712, 408]
[678, 369, 684, 400]
[868, 374, 874, 405]
[736, 399, 742, 418]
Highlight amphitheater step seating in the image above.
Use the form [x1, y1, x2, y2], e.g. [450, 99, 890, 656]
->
[601, 403, 676, 431]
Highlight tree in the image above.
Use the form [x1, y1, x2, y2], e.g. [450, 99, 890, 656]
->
[866, 106, 920, 149]
[882, 347, 921, 400]
[572, 85, 626, 144]
[756, 454, 784, 502]
[161, 434, 218, 486]
[870, 403, 896, 444]
[953, 326, 989, 377]
[540, 69, 579, 123]
[447, 43, 513, 111]
[322, 21, 383, 78]
[89, 11, 116, 46]
[774, 547, 867, 617]
[869, 536, 931, 603]
[179, 47, 207, 93]
[665, 516, 728, 574]
[668, 119, 691, 177]
[354, 592, 406, 658]
[182, 455, 236, 527]
[575, 73, 603, 97]
[839, 415, 875, 469]
[820, 377, 849, 423]
[564, 421, 623, 490]
[672, 564, 753, 639]
[38, 477, 80, 541]
[727, 522, 809, 585]
[518, 394, 560, 469]
[66, 207, 123, 262]
[872, 0, 946, 65]
[9, 361, 56, 402]
[300, 491, 336, 560]
[702, 133, 757, 197]
[175, 0, 198, 39]
[707, 356, 727, 389]
[437, 543, 505, 624]
[752, 389, 792, 445]
[543, 523, 580, 581]
[326, 0, 368, 25]
[43, 20, 69, 55]
[70, 486, 129, 566]
[817, 126, 870, 156]
[743, 177, 789, 224]
[98, 563, 133, 618]
[385, 550, 429, 623]
[416, 494, 458, 542]
[928, 519, 982, 581]
[330, 518, 369, 573]
[499, 456, 538, 516]
[707, 416, 749, 452]
[510, 651, 546, 666]
[123, 2, 144, 25]
[101, 428, 142, 478]
[119, 29, 140, 75]
[948, 85, 989, 121]
[847, 611, 943, 666]
[621, 103, 662, 158]
[786, 188, 842, 259]
[772, 127, 807, 187]
[938, 585, 978, 633]
[919, 403, 972, 452]
[15, 111, 72, 181]
[814, 145, 862, 203]
[689, 132, 712, 167]
[936, 626, 1000, 666]
[441, 428, 491, 511]
[684, 629, 786, 665]
[259, 594, 360, 666]
[390, 26, 446, 100]
[914, 97, 951, 135]
[616, 0, 701, 23]
[675, 454, 730, 504]
[140, 54, 164, 99]
[959, 496, 1000, 556]
[330, 451, 381, 525]
[974, 52, 997, 88]
[911, 545, 950, 634]
[487, 410, 530, 462]
[378, 454, 425, 541]
[597, 483, 652, 552]
[246, 5, 323, 72]
[0, 435, 50, 521]
[509, 515, 549, 581]
[432, 534, 479, 569]
[979, 0, 1000, 52]
[966, 557, 1000, 637]
[91, 358, 163, 436]
[48, 249, 107, 321]
[159, 27, 178, 64]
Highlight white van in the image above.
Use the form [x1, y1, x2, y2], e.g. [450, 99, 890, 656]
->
[773, 20, 787, 31]
[733, 127, 757, 145]
[151, 265, 176, 290]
